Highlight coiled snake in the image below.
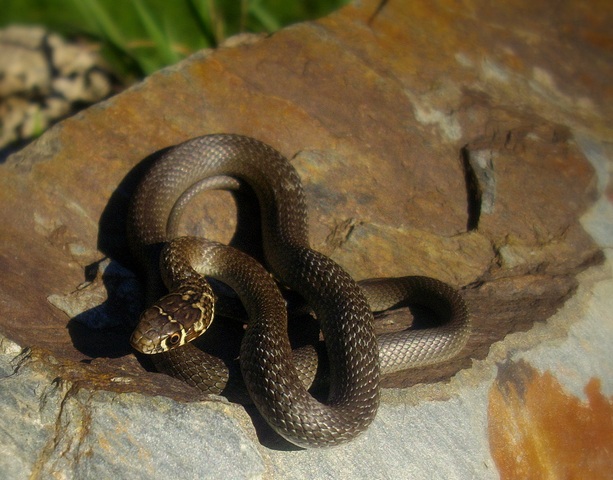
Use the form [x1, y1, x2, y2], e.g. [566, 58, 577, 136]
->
[128, 134, 470, 448]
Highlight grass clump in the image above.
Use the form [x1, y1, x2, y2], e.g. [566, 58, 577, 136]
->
[1, 0, 350, 80]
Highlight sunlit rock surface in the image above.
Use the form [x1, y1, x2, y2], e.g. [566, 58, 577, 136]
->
[0, 1, 611, 478]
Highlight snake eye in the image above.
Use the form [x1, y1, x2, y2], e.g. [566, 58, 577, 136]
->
[168, 333, 181, 345]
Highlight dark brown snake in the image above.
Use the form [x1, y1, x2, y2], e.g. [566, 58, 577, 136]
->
[128, 134, 470, 448]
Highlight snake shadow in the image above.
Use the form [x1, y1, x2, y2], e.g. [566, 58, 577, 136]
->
[66, 149, 163, 361]
[67, 145, 266, 360]
[67, 145, 443, 451]
[67, 148, 169, 361]
[66, 145, 321, 449]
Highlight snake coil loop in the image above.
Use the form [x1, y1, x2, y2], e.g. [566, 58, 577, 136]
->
[128, 134, 470, 448]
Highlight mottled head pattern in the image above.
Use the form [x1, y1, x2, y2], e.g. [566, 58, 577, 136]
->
[130, 283, 215, 354]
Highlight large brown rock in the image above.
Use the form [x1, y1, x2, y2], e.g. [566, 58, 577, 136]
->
[0, 0, 610, 477]
[0, 2, 602, 388]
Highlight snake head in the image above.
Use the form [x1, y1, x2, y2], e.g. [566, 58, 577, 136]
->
[130, 283, 215, 354]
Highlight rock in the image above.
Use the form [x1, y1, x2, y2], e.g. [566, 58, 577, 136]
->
[0, 337, 263, 479]
[0, 25, 115, 153]
[0, 0, 611, 478]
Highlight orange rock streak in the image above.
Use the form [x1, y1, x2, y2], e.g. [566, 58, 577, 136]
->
[489, 361, 613, 480]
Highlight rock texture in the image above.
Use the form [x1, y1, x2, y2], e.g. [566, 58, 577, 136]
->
[0, 1, 611, 478]
[0, 26, 115, 156]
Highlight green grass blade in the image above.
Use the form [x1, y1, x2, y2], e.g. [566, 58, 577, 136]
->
[186, 0, 217, 46]
[248, 0, 281, 32]
[69, 0, 150, 74]
[72, 0, 128, 50]
[131, 0, 182, 66]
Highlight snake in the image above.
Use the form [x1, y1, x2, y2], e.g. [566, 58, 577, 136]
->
[127, 134, 470, 448]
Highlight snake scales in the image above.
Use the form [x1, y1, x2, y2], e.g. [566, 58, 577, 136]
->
[128, 134, 470, 448]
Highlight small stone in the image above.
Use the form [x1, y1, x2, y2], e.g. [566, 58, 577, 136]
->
[0, 25, 114, 149]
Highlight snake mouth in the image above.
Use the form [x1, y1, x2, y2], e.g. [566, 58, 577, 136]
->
[129, 330, 164, 355]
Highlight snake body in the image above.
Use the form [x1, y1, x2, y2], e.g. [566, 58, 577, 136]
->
[128, 134, 470, 448]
